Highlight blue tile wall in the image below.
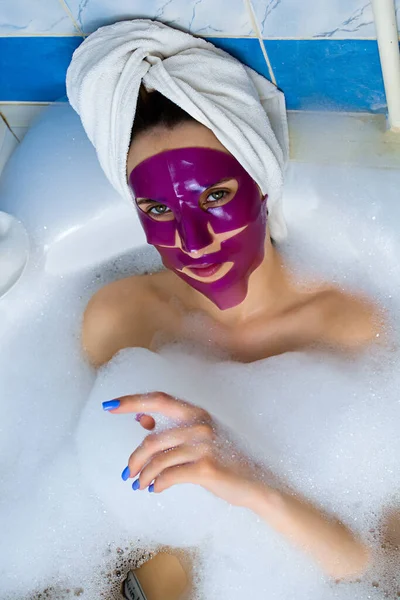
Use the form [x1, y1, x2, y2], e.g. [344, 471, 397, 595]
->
[264, 40, 387, 112]
[0, 36, 389, 112]
[0, 37, 82, 102]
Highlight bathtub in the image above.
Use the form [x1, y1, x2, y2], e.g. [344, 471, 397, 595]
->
[1, 103, 400, 600]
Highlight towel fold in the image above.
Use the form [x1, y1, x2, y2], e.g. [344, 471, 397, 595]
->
[66, 19, 289, 241]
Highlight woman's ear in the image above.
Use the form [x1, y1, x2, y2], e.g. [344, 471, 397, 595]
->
[258, 186, 268, 203]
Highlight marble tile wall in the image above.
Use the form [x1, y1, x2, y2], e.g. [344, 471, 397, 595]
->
[0, 0, 398, 37]
[251, 0, 400, 39]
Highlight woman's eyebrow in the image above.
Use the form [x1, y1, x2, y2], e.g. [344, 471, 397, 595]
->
[205, 177, 235, 189]
[136, 179, 235, 202]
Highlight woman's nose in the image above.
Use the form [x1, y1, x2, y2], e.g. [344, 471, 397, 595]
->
[176, 210, 213, 254]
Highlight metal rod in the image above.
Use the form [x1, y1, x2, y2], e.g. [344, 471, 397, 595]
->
[371, 0, 400, 131]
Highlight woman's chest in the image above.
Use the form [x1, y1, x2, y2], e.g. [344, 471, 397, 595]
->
[147, 305, 315, 363]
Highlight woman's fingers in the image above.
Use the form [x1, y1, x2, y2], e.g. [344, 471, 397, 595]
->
[127, 423, 214, 478]
[103, 392, 210, 423]
[153, 458, 216, 493]
[136, 413, 156, 431]
[137, 443, 209, 489]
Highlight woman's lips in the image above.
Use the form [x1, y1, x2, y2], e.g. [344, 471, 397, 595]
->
[186, 263, 222, 278]
[178, 261, 234, 283]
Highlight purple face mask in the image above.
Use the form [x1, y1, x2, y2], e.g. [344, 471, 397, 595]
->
[129, 147, 267, 310]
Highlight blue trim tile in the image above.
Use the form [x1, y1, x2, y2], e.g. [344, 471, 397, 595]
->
[265, 39, 387, 112]
[0, 37, 82, 102]
[207, 37, 271, 81]
[0, 36, 389, 114]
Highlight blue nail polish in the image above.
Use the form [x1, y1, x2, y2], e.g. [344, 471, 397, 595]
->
[132, 479, 140, 491]
[148, 483, 155, 493]
[121, 466, 130, 481]
[102, 400, 120, 411]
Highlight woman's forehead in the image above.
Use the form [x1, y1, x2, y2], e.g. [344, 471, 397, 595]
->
[130, 147, 246, 201]
[127, 121, 231, 176]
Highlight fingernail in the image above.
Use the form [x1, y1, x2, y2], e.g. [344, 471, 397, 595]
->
[121, 466, 130, 481]
[132, 479, 140, 491]
[102, 400, 120, 411]
[148, 483, 155, 493]
[135, 413, 145, 422]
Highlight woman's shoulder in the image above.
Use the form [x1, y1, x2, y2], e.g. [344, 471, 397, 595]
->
[310, 287, 384, 351]
[82, 272, 168, 367]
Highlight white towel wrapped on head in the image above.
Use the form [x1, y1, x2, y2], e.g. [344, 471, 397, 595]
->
[66, 18, 289, 241]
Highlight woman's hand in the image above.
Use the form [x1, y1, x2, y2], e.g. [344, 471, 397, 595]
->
[103, 392, 263, 507]
[103, 393, 371, 579]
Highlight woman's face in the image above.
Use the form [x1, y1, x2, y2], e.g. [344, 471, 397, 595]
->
[127, 123, 267, 310]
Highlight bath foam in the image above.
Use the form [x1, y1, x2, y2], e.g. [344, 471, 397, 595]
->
[0, 187, 399, 600]
[74, 343, 400, 600]
[0, 250, 161, 600]
[0, 223, 399, 599]
[281, 162, 400, 303]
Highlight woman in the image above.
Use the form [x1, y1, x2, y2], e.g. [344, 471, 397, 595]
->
[83, 88, 378, 581]
[67, 19, 380, 590]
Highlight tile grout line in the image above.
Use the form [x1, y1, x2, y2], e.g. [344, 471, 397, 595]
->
[56, 0, 85, 37]
[0, 33, 390, 41]
[0, 103, 388, 119]
[243, 0, 277, 85]
[0, 102, 51, 107]
[0, 113, 21, 142]
[205, 34, 382, 41]
[0, 33, 83, 37]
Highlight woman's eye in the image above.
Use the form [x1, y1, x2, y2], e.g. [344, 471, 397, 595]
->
[207, 190, 227, 202]
[148, 204, 171, 215]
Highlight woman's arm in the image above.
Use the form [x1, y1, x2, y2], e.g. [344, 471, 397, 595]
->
[246, 482, 370, 579]
[103, 393, 370, 581]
